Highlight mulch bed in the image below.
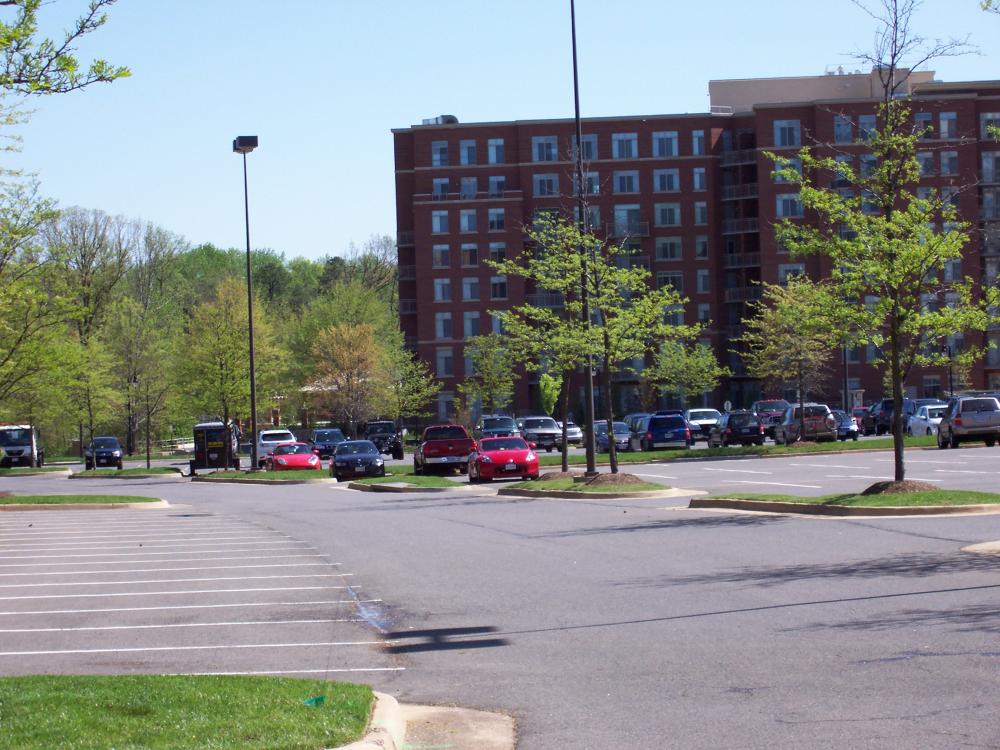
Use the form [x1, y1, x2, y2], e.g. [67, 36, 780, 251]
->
[584, 472, 647, 486]
[538, 471, 583, 482]
[861, 480, 939, 495]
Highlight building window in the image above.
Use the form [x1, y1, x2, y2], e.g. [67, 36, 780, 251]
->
[433, 278, 451, 302]
[436, 347, 454, 378]
[657, 271, 683, 292]
[490, 275, 508, 300]
[489, 242, 506, 263]
[982, 152, 1000, 183]
[431, 210, 448, 234]
[488, 138, 505, 164]
[459, 139, 476, 166]
[944, 258, 962, 282]
[463, 311, 480, 339]
[695, 235, 709, 259]
[582, 171, 600, 195]
[694, 201, 708, 225]
[432, 177, 449, 199]
[774, 157, 802, 183]
[655, 236, 682, 261]
[984, 188, 1000, 220]
[653, 168, 679, 192]
[942, 186, 959, 209]
[436, 391, 455, 421]
[431, 140, 448, 167]
[696, 269, 710, 293]
[915, 112, 932, 139]
[488, 175, 505, 197]
[940, 111, 957, 139]
[833, 115, 853, 144]
[980, 113, 1000, 140]
[434, 312, 452, 340]
[664, 305, 684, 326]
[652, 131, 678, 157]
[776, 193, 803, 218]
[773, 119, 801, 147]
[860, 154, 876, 179]
[432, 244, 450, 268]
[459, 209, 477, 233]
[859, 114, 877, 141]
[692, 129, 705, 156]
[461, 243, 478, 267]
[532, 135, 558, 162]
[612, 132, 638, 159]
[697, 303, 711, 322]
[460, 176, 477, 199]
[613, 170, 639, 194]
[778, 263, 805, 284]
[916, 151, 934, 177]
[488, 208, 505, 231]
[692, 167, 707, 191]
[654, 202, 681, 227]
[533, 173, 559, 197]
[940, 150, 959, 176]
[491, 313, 505, 335]
[462, 276, 480, 301]
[573, 204, 600, 230]
[572, 133, 597, 161]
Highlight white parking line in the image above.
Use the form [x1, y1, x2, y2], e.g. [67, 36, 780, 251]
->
[874, 458, 968, 465]
[633, 472, 678, 479]
[0, 550, 317, 562]
[0, 574, 349, 589]
[0, 554, 331, 569]
[934, 469, 994, 474]
[0, 541, 310, 555]
[0, 598, 382, 617]
[826, 474, 889, 480]
[2, 537, 286, 551]
[704, 468, 773, 475]
[0, 563, 334, 578]
[787, 463, 865, 469]
[0, 585, 354, 601]
[2, 531, 284, 542]
[720, 480, 821, 489]
[0, 619, 363, 633]
[0, 640, 390, 657]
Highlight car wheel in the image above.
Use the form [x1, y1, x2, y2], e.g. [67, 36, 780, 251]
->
[987, 438, 997, 448]
[937, 430, 948, 449]
[906, 426, 912, 436]
[85, 460, 93, 470]
[393, 449, 404, 460]
[379, 466, 386, 476]
[783, 432, 792, 447]
[469, 464, 478, 483]
[926, 427, 933, 436]
[116, 460, 123, 471]
[950, 433, 960, 449]
[413, 460, 422, 475]
[852, 433, 858, 441]
[545, 446, 552, 453]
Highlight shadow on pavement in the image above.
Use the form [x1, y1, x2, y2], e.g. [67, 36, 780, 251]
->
[383, 626, 509, 654]
[534, 513, 787, 539]
[791, 603, 1000, 635]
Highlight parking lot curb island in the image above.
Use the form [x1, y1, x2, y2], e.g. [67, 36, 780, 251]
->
[0, 499, 170, 511]
[498, 486, 704, 500]
[336, 691, 406, 750]
[690, 497, 1000, 517]
[347, 481, 460, 493]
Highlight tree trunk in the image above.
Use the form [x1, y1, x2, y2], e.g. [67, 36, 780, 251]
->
[797, 361, 805, 443]
[223, 406, 231, 471]
[144, 392, 152, 470]
[560, 370, 571, 473]
[603, 358, 618, 474]
[890, 324, 906, 482]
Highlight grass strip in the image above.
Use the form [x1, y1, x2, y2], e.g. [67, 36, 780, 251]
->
[538, 436, 936, 467]
[1, 494, 157, 505]
[0, 466, 68, 475]
[206, 469, 327, 481]
[507, 478, 665, 493]
[0, 674, 371, 750]
[75, 467, 181, 476]
[353, 472, 458, 488]
[714, 490, 1000, 507]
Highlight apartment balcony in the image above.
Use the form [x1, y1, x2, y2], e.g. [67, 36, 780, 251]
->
[725, 325, 746, 339]
[399, 298, 417, 314]
[722, 252, 761, 269]
[525, 292, 565, 308]
[415, 189, 523, 203]
[721, 183, 759, 200]
[721, 217, 759, 234]
[605, 221, 650, 238]
[720, 148, 758, 166]
[397, 265, 416, 281]
[724, 286, 763, 303]
[397, 231, 414, 246]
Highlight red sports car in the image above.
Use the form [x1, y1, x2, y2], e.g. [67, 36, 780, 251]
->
[468, 437, 539, 482]
[264, 441, 323, 471]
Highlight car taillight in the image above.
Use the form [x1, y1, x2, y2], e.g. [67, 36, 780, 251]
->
[685, 428, 691, 440]
[759, 424, 765, 434]
[645, 432, 652, 440]
[725, 427, 732, 435]
[954, 417, 963, 426]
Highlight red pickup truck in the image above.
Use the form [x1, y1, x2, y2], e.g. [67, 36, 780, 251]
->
[414, 424, 477, 474]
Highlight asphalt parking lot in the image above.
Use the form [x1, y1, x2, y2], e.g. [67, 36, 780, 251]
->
[0, 509, 400, 680]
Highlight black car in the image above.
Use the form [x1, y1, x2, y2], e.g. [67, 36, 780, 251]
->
[310, 428, 347, 459]
[477, 415, 519, 439]
[330, 440, 386, 481]
[363, 420, 404, 460]
[85, 436, 124, 470]
[707, 411, 765, 448]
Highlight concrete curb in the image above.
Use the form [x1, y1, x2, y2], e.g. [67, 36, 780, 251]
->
[347, 481, 462, 493]
[69, 471, 184, 480]
[335, 691, 406, 750]
[0, 469, 71, 477]
[498, 486, 705, 500]
[0, 499, 170, 511]
[190, 475, 336, 486]
[690, 497, 1000, 517]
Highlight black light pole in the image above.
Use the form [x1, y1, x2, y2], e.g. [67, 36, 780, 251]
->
[233, 135, 259, 470]
[571, 0, 597, 476]
[944, 343, 954, 396]
[842, 343, 849, 412]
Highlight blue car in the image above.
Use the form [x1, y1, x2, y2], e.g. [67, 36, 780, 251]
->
[595, 421, 631, 452]
[635, 414, 691, 451]
[830, 409, 860, 441]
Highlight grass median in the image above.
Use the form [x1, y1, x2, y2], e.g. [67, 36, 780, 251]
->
[73, 467, 181, 477]
[0, 466, 68, 475]
[0, 674, 372, 750]
[538, 435, 936, 467]
[507, 477, 665, 493]
[0, 494, 158, 505]
[714, 490, 1000, 507]
[203, 469, 328, 481]
[351, 466, 459, 488]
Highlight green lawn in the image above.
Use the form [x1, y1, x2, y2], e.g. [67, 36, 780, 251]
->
[205, 469, 328, 481]
[507, 478, 665, 493]
[538, 435, 936, 467]
[0, 494, 157, 505]
[352, 468, 458, 488]
[715, 490, 1000, 507]
[0, 675, 371, 750]
[73, 467, 181, 477]
[0, 466, 68, 475]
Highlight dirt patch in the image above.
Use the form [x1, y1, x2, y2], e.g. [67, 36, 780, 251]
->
[0, 491, 9, 498]
[538, 471, 583, 482]
[861, 480, 940, 495]
[585, 472, 647, 487]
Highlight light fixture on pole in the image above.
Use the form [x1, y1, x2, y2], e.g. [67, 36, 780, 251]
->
[233, 135, 259, 471]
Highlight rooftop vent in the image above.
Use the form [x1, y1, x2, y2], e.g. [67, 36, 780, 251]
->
[421, 114, 459, 125]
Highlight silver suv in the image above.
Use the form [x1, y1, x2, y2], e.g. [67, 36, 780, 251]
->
[936, 396, 1000, 448]
[256, 429, 296, 467]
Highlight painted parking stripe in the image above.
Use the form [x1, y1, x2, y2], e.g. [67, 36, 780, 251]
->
[0, 574, 349, 589]
[0, 585, 354, 601]
[788, 463, 865, 469]
[934, 469, 994, 474]
[0, 619, 364, 633]
[0, 541, 310, 555]
[0, 640, 391, 657]
[2, 531, 285, 542]
[0, 554, 331, 569]
[0, 550, 317, 562]
[720, 480, 821, 489]
[826, 474, 890, 480]
[0, 598, 382, 617]
[0, 563, 335, 577]
[704, 468, 773, 475]
[633, 472, 678, 479]
[875, 458, 968, 465]
[2, 536, 285, 550]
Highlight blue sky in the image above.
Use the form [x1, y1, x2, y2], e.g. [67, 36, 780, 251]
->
[13, 0, 1000, 260]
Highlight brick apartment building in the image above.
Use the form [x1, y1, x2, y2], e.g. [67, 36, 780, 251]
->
[393, 69, 1000, 421]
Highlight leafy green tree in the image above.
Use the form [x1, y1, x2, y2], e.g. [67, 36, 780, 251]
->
[648, 341, 729, 407]
[538, 372, 560, 416]
[458, 333, 516, 416]
[63, 336, 118, 460]
[309, 323, 388, 436]
[385, 348, 440, 424]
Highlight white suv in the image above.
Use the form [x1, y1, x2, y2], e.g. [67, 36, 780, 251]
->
[256, 429, 296, 467]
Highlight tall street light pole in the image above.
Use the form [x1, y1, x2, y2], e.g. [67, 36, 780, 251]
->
[571, 0, 597, 476]
[233, 135, 259, 470]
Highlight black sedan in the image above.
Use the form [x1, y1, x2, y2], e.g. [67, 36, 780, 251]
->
[311, 428, 347, 459]
[84, 436, 124, 470]
[329, 440, 385, 481]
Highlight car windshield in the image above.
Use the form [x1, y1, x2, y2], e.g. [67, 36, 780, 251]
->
[755, 401, 789, 412]
[365, 422, 394, 435]
[927, 407, 947, 419]
[594, 423, 608, 435]
[92, 437, 119, 449]
[274, 443, 311, 455]
[649, 416, 685, 429]
[0, 428, 30, 445]
[261, 431, 294, 443]
[961, 398, 999, 413]
[523, 418, 558, 430]
[612, 422, 629, 435]
[688, 410, 721, 421]
[482, 418, 515, 429]
[481, 438, 528, 451]
[425, 426, 467, 440]
[566, 422, 578, 429]
[793, 406, 829, 418]
[314, 430, 344, 442]
[730, 413, 757, 427]
[336, 441, 378, 456]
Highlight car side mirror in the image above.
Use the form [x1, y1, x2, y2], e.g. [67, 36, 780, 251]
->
[267, 451, 274, 456]
[312, 448, 320, 454]
[528, 442, 537, 449]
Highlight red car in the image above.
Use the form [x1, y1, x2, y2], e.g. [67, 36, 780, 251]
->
[468, 437, 539, 483]
[264, 441, 323, 471]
